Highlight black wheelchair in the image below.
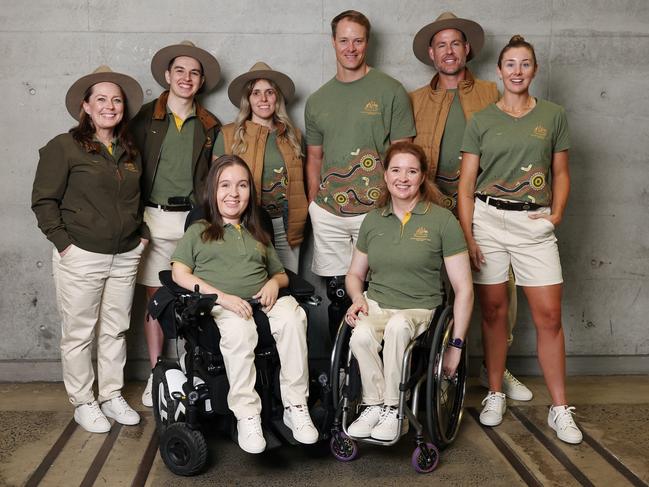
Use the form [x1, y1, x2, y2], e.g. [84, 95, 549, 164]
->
[327, 302, 467, 473]
[148, 265, 323, 476]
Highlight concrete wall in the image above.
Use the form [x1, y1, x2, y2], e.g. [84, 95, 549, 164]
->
[2, 0, 648, 380]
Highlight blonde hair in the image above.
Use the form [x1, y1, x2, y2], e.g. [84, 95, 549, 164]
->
[231, 78, 302, 159]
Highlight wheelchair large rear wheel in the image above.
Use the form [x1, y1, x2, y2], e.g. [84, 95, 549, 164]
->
[330, 320, 353, 407]
[159, 422, 208, 476]
[426, 306, 467, 448]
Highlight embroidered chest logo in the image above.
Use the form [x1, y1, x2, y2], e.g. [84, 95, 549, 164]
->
[362, 100, 380, 116]
[411, 226, 430, 242]
[531, 123, 548, 140]
[123, 162, 138, 173]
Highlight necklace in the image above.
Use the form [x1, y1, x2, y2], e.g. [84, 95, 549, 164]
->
[498, 97, 535, 117]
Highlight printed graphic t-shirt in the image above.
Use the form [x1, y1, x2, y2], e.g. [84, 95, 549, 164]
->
[305, 68, 415, 216]
[461, 99, 570, 206]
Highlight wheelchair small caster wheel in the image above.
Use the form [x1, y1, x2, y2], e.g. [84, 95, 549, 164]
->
[159, 423, 208, 476]
[411, 442, 439, 473]
[330, 432, 358, 462]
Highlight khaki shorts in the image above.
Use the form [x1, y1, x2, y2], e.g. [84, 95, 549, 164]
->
[472, 198, 563, 286]
[308, 201, 366, 277]
[137, 206, 189, 287]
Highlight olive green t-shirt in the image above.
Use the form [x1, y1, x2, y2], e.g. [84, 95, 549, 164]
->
[436, 90, 465, 211]
[214, 131, 287, 218]
[461, 99, 570, 206]
[149, 108, 196, 205]
[356, 201, 467, 310]
[171, 221, 285, 298]
[305, 68, 416, 216]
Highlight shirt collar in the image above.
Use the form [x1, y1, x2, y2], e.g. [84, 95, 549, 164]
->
[380, 200, 431, 217]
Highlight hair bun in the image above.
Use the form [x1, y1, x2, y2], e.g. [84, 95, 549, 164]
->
[510, 34, 526, 44]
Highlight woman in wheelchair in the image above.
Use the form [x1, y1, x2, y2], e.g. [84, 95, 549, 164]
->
[170, 155, 318, 454]
[344, 141, 473, 441]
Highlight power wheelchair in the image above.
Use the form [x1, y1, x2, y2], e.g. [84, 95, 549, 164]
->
[327, 300, 468, 473]
[147, 208, 324, 476]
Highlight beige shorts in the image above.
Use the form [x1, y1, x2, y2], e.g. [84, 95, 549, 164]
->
[137, 206, 189, 287]
[308, 201, 366, 277]
[472, 197, 563, 286]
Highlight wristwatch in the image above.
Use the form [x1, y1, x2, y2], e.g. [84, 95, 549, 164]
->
[448, 337, 464, 349]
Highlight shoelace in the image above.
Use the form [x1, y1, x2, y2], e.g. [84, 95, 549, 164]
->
[376, 406, 397, 425]
[243, 417, 263, 436]
[503, 370, 525, 387]
[552, 406, 578, 431]
[87, 401, 105, 422]
[481, 393, 504, 411]
[111, 396, 132, 414]
[288, 406, 312, 430]
[358, 405, 380, 421]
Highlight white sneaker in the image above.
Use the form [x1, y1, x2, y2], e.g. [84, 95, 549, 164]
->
[548, 405, 583, 444]
[237, 415, 266, 454]
[101, 395, 141, 425]
[347, 405, 382, 438]
[141, 374, 153, 408]
[283, 405, 319, 444]
[480, 363, 533, 401]
[479, 391, 507, 426]
[74, 401, 111, 433]
[370, 406, 408, 441]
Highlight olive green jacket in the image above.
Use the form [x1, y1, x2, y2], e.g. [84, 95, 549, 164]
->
[32, 133, 149, 254]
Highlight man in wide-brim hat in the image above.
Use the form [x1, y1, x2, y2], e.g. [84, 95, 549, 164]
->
[410, 13, 533, 403]
[129, 41, 222, 409]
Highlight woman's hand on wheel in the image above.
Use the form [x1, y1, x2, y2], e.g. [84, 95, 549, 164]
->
[345, 296, 368, 327]
[442, 347, 462, 379]
[467, 239, 485, 271]
[253, 279, 279, 313]
[218, 293, 253, 319]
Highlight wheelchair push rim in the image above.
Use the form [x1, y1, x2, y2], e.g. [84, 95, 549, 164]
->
[426, 305, 467, 448]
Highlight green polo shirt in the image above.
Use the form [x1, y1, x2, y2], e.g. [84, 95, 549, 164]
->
[149, 108, 196, 205]
[171, 221, 285, 298]
[436, 90, 465, 210]
[356, 201, 467, 310]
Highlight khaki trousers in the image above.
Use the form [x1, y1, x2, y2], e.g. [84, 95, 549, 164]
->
[52, 243, 143, 406]
[211, 295, 309, 419]
[349, 296, 434, 406]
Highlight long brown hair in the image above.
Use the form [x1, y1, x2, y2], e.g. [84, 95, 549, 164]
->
[377, 141, 444, 208]
[201, 155, 271, 245]
[69, 83, 138, 160]
[232, 78, 302, 158]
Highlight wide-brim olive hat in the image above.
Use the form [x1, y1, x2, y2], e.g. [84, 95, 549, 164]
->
[65, 65, 144, 121]
[227, 62, 295, 108]
[413, 12, 485, 65]
[151, 40, 221, 93]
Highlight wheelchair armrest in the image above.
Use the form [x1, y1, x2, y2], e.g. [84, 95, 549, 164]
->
[286, 269, 315, 298]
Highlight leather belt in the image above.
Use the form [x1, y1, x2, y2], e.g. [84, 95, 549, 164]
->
[145, 202, 192, 212]
[476, 193, 541, 211]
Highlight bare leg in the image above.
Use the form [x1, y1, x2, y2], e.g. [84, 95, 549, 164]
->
[477, 283, 509, 392]
[522, 284, 566, 406]
[144, 286, 165, 368]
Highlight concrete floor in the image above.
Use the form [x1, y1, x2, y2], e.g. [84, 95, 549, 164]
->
[1, 376, 648, 487]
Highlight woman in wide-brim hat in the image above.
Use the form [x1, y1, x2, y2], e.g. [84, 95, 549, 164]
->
[214, 62, 307, 273]
[32, 65, 148, 434]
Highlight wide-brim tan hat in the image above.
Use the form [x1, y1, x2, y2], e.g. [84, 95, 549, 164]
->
[413, 12, 485, 65]
[227, 62, 295, 108]
[151, 40, 221, 93]
[65, 65, 143, 121]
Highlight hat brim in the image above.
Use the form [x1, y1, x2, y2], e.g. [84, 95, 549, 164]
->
[151, 44, 221, 93]
[65, 71, 143, 121]
[227, 69, 295, 108]
[413, 18, 485, 66]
